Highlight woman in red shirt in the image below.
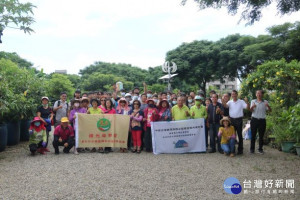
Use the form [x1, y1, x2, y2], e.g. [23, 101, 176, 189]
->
[103, 99, 116, 114]
[102, 99, 116, 153]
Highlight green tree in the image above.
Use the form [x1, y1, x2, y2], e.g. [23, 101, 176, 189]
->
[148, 84, 166, 93]
[80, 62, 147, 88]
[166, 40, 225, 96]
[181, 0, 300, 25]
[81, 72, 134, 92]
[0, 51, 33, 69]
[0, 0, 36, 43]
[240, 59, 300, 108]
[214, 34, 256, 81]
[145, 66, 165, 85]
[267, 21, 300, 61]
[46, 73, 75, 101]
[0, 58, 46, 121]
[66, 74, 81, 90]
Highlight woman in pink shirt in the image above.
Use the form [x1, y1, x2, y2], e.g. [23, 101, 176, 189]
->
[116, 98, 130, 115]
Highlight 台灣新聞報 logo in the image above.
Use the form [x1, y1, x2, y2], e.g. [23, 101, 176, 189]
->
[223, 177, 242, 194]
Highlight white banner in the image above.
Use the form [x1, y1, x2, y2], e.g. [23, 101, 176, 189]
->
[151, 118, 206, 154]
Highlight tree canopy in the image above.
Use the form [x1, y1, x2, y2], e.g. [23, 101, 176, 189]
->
[79, 62, 147, 89]
[0, 0, 35, 43]
[165, 21, 300, 95]
[181, 0, 300, 25]
[0, 51, 33, 69]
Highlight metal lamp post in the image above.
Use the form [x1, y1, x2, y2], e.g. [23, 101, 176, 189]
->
[162, 61, 177, 91]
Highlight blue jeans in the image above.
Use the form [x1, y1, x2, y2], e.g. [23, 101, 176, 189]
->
[209, 123, 221, 151]
[221, 138, 236, 154]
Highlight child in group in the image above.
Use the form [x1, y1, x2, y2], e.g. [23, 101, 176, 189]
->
[218, 117, 236, 157]
[28, 117, 47, 155]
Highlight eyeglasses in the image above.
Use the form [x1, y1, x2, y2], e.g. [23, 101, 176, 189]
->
[133, 103, 139, 105]
[101, 100, 105, 101]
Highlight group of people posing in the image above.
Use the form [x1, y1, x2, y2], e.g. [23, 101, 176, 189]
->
[28, 86, 271, 157]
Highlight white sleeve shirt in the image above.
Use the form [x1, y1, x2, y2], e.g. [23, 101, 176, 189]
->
[227, 99, 247, 118]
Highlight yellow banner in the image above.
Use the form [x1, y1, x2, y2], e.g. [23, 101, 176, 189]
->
[75, 113, 130, 148]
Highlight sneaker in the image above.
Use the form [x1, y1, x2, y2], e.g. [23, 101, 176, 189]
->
[258, 150, 264, 154]
[230, 153, 235, 157]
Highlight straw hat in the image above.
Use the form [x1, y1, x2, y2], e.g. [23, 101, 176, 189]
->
[220, 116, 231, 126]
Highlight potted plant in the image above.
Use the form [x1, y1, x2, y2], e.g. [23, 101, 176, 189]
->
[0, 74, 12, 151]
[273, 108, 296, 153]
[290, 104, 300, 156]
[5, 96, 23, 146]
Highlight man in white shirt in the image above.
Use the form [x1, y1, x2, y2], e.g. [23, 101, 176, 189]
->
[250, 90, 271, 154]
[223, 90, 249, 155]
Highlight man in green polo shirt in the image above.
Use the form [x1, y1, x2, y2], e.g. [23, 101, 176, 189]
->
[172, 96, 190, 121]
[190, 96, 207, 119]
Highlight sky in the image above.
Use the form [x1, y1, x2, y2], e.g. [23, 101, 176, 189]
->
[1, 0, 300, 75]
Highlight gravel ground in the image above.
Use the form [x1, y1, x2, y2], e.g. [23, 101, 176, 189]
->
[0, 131, 299, 200]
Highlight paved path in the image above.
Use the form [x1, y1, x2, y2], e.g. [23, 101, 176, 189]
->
[0, 134, 299, 200]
